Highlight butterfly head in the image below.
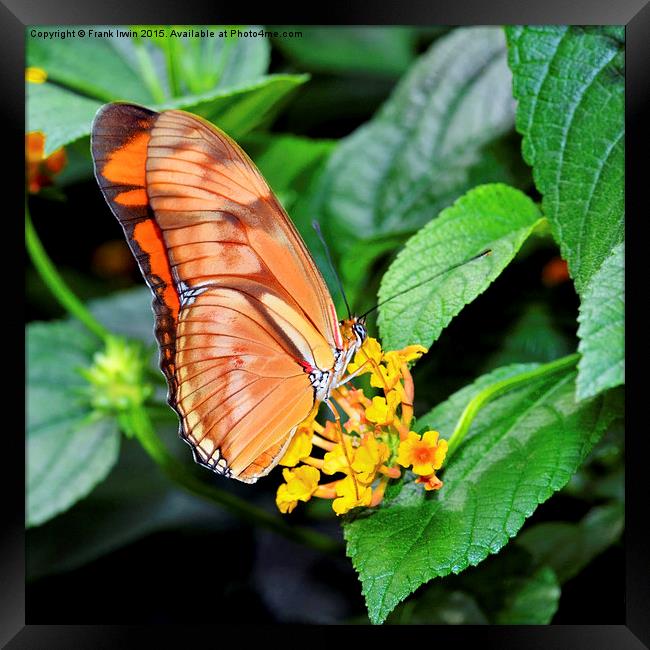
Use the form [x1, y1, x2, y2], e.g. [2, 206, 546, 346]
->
[340, 315, 367, 352]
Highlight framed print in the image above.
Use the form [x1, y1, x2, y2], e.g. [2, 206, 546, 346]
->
[9, 1, 646, 645]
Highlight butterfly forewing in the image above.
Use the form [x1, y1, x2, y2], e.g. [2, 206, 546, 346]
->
[91, 103, 340, 482]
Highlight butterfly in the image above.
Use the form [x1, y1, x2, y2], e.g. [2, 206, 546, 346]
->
[91, 104, 367, 483]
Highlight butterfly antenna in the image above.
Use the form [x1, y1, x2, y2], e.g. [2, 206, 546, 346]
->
[360, 249, 492, 319]
[312, 220, 352, 319]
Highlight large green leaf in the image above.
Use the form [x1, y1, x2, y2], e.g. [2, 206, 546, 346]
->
[27, 321, 120, 527]
[506, 26, 624, 294]
[309, 27, 517, 259]
[378, 184, 542, 350]
[517, 502, 624, 584]
[274, 27, 418, 77]
[343, 361, 622, 624]
[576, 242, 625, 400]
[26, 27, 305, 154]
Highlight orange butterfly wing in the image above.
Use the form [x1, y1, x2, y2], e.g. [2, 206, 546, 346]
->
[91, 104, 340, 482]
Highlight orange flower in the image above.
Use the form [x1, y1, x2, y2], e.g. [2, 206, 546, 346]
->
[541, 256, 570, 287]
[397, 430, 447, 476]
[26, 132, 67, 193]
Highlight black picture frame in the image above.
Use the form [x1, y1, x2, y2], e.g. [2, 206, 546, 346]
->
[10, 1, 647, 645]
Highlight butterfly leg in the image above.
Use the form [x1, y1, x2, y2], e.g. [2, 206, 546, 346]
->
[324, 397, 360, 500]
[338, 353, 391, 393]
[336, 359, 371, 387]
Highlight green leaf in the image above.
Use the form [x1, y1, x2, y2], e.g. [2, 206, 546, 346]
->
[506, 26, 624, 293]
[274, 27, 418, 77]
[576, 242, 624, 400]
[517, 502, 624, 584]
[310, 26, 517, 258]
[27, 321, 120, 526]
[28, 25, 271, 103]
[54, 136, 94, 186]
[27, 82, 103, 156]
[378, 183, 542, 350]
[344, 361, 622, 624]
[27, 28, 154, 103]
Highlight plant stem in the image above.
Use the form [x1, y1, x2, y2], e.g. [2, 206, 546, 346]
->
[445, 353, 580, 460]
[25, 202, 111, 342]
[125, 405, 342, 554]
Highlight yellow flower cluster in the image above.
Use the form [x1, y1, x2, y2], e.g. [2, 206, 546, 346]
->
[275, 336, 448, 516]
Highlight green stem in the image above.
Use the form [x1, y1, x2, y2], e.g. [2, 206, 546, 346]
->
[125, 405, 342, 554]
[445, 353, 580, 460]
[25, 202, 111, 342]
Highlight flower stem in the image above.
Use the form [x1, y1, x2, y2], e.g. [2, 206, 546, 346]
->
[445, 353, 580, 460]
[25, 202, 111, 342]
[124, 405, 342, 554]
